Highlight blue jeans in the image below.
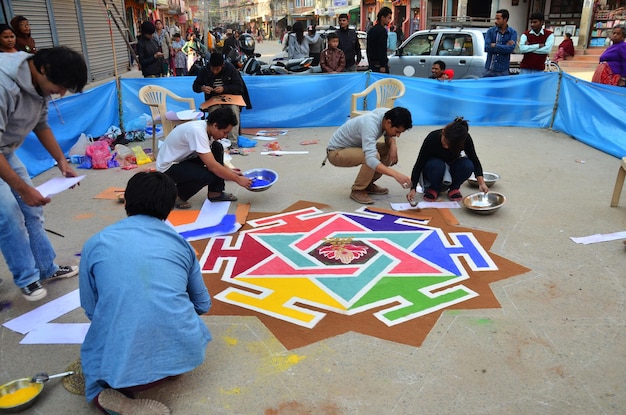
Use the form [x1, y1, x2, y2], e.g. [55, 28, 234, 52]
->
[423, 157, 474, 192]
[0, 153, 58, 288]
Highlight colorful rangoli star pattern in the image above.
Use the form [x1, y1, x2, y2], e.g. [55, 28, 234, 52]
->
[199, 205, 529, 349]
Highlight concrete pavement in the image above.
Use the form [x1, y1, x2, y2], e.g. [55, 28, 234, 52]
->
[0, 40, 624, 415]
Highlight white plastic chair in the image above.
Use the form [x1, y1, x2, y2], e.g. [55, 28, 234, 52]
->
[350, 78, 406, 118]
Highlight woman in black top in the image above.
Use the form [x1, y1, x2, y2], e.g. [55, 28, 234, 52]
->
[407, 117, 489, 203]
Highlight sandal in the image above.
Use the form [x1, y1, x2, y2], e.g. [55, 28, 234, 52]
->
[448, 189, 463, 201]
[423, 188, 438, 201]
[208, 192, 238, 202]
[175, 198, 191, 209]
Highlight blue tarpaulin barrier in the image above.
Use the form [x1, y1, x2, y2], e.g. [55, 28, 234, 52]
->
[16, 81, 120, 177]
[17, 72, 626, 177]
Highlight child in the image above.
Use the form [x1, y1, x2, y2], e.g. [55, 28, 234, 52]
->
[171, 33, 186, 76]
[320, 32, 346, 73]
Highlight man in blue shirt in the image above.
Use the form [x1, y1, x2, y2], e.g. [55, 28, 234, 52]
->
[483, 9, 517, 77]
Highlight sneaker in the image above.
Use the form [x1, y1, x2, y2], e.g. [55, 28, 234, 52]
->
[46, 265, 79, 282]
[97, 389, 171, 415]
[21, 280, 47, 302]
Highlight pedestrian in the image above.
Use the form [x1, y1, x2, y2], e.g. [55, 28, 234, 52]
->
[482, 9, 517, 77]
[320, 32, 346, 73]
[171, 33, 187, 76]
[365, 17, 373, 32]
[367, 7, 393, 73]
[387, 25, 397, 54]
[592, 24, 626, 87]
[407, 117, 489, 204]
[553, 32, 575, 62]
[308, 25, 323, 66]
[0, 47, 87, 301]
[10, 15, 36, 53]
[325, 107, 414, 205]
[79, 171, 212, 415]
[156, 108, 253, 209]
[154, 19, 172, 76]
[285, 21, 321, 59]
[0, 24, 18, 53]
[136, 21, 164, 78]
[519, 12, 554, 74]
[335, 13, 361, 72]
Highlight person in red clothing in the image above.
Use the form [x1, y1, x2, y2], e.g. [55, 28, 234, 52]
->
[519, 12, 554, 74]
[553, 32, 575, 62]
[10, 15, 36, 53]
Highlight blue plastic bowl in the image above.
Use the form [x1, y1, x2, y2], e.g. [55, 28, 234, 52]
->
[243, 168, 278, 192]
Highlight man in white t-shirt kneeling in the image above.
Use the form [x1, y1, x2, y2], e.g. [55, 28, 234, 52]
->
[156, 107, 253, 209]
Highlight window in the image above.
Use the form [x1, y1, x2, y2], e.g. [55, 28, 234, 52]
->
[403, 34, 436, 56]
[437, 34, 473, 56]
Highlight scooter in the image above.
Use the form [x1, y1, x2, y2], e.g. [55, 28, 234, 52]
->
[242, 56, 317, 75]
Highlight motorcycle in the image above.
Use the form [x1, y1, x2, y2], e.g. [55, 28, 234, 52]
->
[243, 55, 317, 75]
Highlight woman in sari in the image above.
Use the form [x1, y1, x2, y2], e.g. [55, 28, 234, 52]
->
[592, 25, 626, 87]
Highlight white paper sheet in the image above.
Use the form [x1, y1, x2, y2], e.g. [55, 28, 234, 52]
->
[570, 231, 626, 245]
[2, 289, 81, 334]
[391, 201, 461, 211]
[36, 175, 85, 197]
[170, 199, 231, 233]
[20, 323, 90, 344]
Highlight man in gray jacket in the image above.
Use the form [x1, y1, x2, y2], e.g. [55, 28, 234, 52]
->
[326, 107, 414, 204]
[0, 47, 87, 301]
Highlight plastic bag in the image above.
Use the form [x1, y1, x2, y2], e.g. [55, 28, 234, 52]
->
[85, 141, 112, 169]
[126, 113, 152, 132]
[69, 133, 93, 157]
[114, 144, 136, 167]
[238, 136, 257, 148]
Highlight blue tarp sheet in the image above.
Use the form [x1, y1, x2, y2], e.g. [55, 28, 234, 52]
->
[17, 72, 626, 177]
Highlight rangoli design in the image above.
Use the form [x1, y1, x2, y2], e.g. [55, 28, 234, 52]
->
[198, 203, 529, 350]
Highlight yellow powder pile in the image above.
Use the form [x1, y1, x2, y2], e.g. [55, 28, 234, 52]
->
[0, 385, 40, 407]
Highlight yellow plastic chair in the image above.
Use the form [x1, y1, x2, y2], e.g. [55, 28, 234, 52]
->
[138, 85, 196, 154]
[610, 156, 626, 207]
[350, 78, 406, 118]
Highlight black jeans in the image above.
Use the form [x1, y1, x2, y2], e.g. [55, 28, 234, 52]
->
[164, 141, 225, 201]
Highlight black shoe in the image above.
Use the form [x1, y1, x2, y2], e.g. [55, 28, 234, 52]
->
[21, 280, 47, 301]
[46, 265, 79, 282]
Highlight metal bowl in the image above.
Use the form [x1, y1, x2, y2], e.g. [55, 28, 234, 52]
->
[467, 172, 500, 187]
[0, 378, 44, 413]
[243, 168, 278, 192]
[463, 192, 506, 215]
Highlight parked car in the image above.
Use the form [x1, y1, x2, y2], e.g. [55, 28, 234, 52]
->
[388, 28, 519, 79]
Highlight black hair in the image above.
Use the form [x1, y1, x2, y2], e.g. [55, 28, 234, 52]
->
[564, 32, 572, 38]
[443, 117, 469, 155]
[292, 21, 305, 45]
[529, 12, 545, 22]
[31, 47, 88, 93]
[338, 13, 349, 20]
[0, 24, 15, 35]
[496, 9, 509, 21]
[326, 32, 339, 41]
[141, 21, 156, 35]
[433, 60, 446, 70]
[125, 171, 177, 220]
[207, 107, 238, 129]
[384, 107, 412, 130]
[209, 52, 224, 67]
[173, 33, 181, 38]
[377, 7, 392, 21]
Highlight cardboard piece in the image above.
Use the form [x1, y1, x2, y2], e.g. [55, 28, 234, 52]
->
[200, 94, 246, 110]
